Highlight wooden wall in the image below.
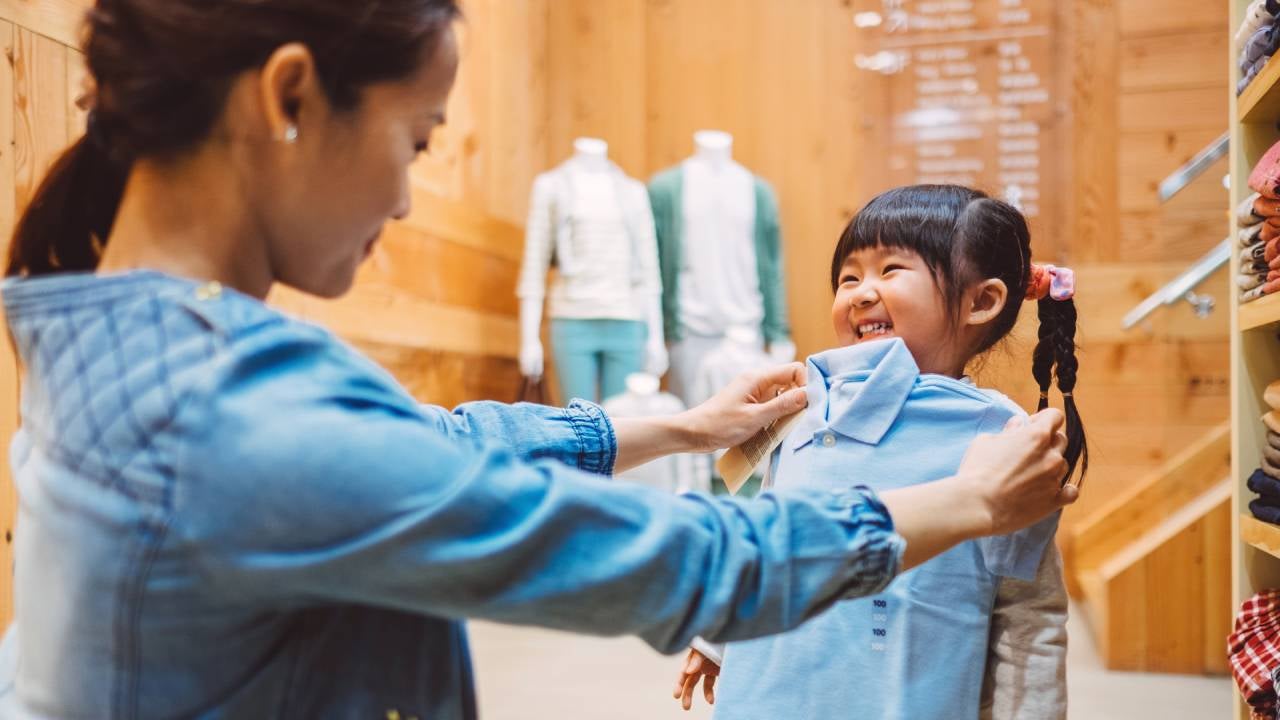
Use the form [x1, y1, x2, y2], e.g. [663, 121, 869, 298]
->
[490, 0, 1231, 529]
[0, 0, 1233, 629]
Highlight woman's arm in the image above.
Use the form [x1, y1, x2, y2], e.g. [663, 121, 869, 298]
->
[178, 330, 1071, 652]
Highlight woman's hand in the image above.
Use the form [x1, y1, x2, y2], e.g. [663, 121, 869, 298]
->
[611, 364, 807, 473]
[955, 409, 1076, 536]
[880, 408, 1074, 571]
[679, 363, 809, 454]
[673, 648, 720, 710]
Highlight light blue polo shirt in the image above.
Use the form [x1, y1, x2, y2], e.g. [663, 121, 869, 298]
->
[714, 338, 1059, 720]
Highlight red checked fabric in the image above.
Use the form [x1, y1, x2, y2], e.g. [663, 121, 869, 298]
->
[1229, 589, 1280, 719]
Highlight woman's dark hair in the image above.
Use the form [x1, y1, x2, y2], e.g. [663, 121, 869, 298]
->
[830, 184, 1088, 487]
[8, 0, 461, 277]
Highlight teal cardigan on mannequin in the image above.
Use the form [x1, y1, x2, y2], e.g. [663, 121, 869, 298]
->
[647, 167, 791, 344]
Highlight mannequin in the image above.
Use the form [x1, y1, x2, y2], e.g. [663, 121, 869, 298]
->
[601, 373, 704, 494]
[517, 138, 667, 404]
[690, 325, 774, 491]
[648, 131, 795, 407]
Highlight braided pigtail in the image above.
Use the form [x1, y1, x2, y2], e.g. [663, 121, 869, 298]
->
[1032, 293, 1089, 488]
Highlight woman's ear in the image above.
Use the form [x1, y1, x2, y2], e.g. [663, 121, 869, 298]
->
[966, 278, 1009, 328]
[256, 43, 323, 143]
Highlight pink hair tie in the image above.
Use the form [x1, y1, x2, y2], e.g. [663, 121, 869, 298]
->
[1025, 263, 1075, 302]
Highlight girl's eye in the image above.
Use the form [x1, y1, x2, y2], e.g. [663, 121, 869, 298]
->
[883, 264, 904, 275]
[840, 274, 859, 285]
[414, 141, 429, 155]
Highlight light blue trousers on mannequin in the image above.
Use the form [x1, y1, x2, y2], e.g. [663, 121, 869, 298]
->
[551, 318, 646, 405]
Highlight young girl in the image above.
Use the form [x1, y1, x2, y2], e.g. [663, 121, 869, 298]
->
[673, 185, 1087, 719]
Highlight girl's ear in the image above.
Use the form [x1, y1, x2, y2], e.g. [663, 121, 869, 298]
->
[965, 278, 1009, 328]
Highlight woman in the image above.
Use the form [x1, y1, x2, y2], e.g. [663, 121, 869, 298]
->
[0, 1, 1073, 717]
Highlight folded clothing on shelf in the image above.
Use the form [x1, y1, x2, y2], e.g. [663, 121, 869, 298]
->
[1248, 139, 1280, 198]
[1266, 381, 1280, 410]
[1239, 14, 1280, 95]
[1238, 0, 1280, 50]
[1241, 237, 1275, 303]
[1230, 589, 1280, 720]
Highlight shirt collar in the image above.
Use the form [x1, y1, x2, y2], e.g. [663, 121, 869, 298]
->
[797, 338, 919, 447]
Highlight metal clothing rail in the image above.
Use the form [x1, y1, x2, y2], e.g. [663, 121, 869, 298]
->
[1121, 238, 1230, 330]
[1158, 132, 1230, 203]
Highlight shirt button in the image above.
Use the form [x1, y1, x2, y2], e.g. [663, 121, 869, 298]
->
[822, 433, 836, 447]
[194, 281, 223, 301]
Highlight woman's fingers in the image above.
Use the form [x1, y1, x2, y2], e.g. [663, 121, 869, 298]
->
[754, 386, 808, 421]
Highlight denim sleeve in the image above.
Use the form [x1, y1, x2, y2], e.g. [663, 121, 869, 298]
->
[174, 326, 905, 653]
[417, 400, 616, 475]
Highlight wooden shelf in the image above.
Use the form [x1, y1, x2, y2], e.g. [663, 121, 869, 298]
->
[1242, 513, 1280, 559]
[1240, 291, 1280, 331]
[1241, 54, 1280, 124]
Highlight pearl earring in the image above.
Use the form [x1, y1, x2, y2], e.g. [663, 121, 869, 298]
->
[282, 125, 298, 144]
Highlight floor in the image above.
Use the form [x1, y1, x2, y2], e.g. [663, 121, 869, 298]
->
[467, 603, 1232, 719]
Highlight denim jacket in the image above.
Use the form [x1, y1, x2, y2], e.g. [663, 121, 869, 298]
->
[0, 271, 904, 719]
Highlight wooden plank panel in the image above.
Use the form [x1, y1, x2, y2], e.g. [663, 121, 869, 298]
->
[271, 284, 519, 359]
[362, 222, 520, 317]
[1202, 502, 1232, 674]
[477, 0, 548, 226]
[1066, 0, 1118, 263]
[1117, 206, 1233, 263]
[1117, 128, 1228, 214]
[12, 28, 68, 214]
[359, 343, 522, 408]
[399, 189, 524, 263]
[1144, 519, 1204, 670]
[64, 43, 83, 138]
[1119, 30, 1226, 92]
[0, 0, 88, 48]
[1119, 87, 1228, 133]
[1117, 0, 1227, 38]
[0, 20, 14, 251]
[546, 0, 647, 176]
[0, 17, 14, 631]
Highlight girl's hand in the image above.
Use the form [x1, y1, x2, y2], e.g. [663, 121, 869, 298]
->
[673, 648, 720, 710]
[680, 363, 809, 453]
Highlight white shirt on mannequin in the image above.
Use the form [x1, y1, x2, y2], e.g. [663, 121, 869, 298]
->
[516, 138, 666, 379]
[678, 136, 764, 340]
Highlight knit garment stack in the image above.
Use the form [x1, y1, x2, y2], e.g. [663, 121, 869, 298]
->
[1239, 0, 1280, 95]
[1251, 381, 1280, 525]
[1237, 191, 1280, 304]
[1230, 590, 1280, 720]
[1242, 141, 1280, 304]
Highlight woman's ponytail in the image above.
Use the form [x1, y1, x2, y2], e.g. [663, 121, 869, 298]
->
[1033, 296, 1089, 487]
[7, 116, 129, 277]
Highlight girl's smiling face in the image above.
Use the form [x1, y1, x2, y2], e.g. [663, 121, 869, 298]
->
[831, 245, 966, 377]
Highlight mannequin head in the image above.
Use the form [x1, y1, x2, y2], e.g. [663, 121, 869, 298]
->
[572, 137, 609, 170]
[693, 130, 733, 168]
[624, 372, 661, 397]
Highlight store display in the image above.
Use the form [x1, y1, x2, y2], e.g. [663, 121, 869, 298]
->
[602, 373, 705, 495]
[516, 137, 666, 404]
[649, 130, 794, 410]
[1237, 0, 1280, 95]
